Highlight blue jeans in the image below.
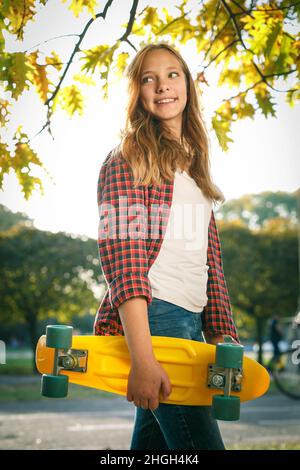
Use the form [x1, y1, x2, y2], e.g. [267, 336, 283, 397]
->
[129, 298, 225, 450]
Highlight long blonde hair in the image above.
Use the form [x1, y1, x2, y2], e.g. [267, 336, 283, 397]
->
[117, 42, 224, 205]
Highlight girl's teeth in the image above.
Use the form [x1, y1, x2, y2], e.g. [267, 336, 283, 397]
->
[157, 99, 176, 104]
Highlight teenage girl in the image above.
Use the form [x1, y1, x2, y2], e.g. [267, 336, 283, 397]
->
[94, 42, 239, 450]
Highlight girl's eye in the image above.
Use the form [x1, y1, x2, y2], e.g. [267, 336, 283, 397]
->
[141, 71, 179, 83]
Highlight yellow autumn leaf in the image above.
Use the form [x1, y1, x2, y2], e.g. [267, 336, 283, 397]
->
[27, 51, 50, 103]
[59, 85, 84, 117]
[73, 73, 96, 86]
[0, 0, 298, 201]
[162, 7, 174, 24]
[3, 0, 37, 40]
[113, 52, 130, 79]
[80, 43, 119, 101]
[218, 69, 241, 89]
[0, 142, 11, 187]
[17, 170, 44, 200]
[80, 44, 112, 74]
[2, 52, 31, 99]
[212, 109, 234, 152]
[61, 0, 97, 18]
[45, 51, 63, 72]
[13, 126, 43, 167]
[126, 22, 145, 36]
[0, 125, 44, 199]
[141, 7, 160, 27]
[0, 99, 11, 127]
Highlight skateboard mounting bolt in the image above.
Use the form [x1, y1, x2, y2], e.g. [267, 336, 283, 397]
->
[60, 355, 77, 369]
[212, 374, 225, 387]
[65, 357, 74, 367]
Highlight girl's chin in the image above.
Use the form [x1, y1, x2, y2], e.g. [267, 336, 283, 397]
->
[153, 112, 182, 121]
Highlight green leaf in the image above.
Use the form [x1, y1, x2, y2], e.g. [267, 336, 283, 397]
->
[80, 44, 113, 74]
[265, 21, 281, 57]
[211, 111, 234, 152]
[254, 87, 277, 118]
[0, 52, 31, 99]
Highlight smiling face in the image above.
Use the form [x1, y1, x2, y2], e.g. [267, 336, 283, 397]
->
[139, 48, 188, 142]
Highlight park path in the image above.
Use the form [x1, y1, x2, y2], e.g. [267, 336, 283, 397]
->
[0, 377, 299, 450]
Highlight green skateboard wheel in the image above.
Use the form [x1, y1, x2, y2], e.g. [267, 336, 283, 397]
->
[215, 342, 244, 369]
[212, 395, 240, 421]
[46, 325, 73, 349]
[41, 374, 69, 398]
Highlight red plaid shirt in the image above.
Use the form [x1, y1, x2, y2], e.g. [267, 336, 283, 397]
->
[94, 148, 239, 342]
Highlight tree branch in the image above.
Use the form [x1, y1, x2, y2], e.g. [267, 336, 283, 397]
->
[203, 38, 240, 70]
[233, 0, 300, 14]
[221, 68, 298, 108]
[203, 17, 232, 64]
[32, 0, 140, 141]
[220, 0, 297, 95]
[32, 0, 298, 142]
[45, 0, 115, 108]
[24, 34, 81, 54]
[119, 0, 140, 43]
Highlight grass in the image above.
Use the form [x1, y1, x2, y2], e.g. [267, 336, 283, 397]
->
[0, 380, 119, 402]
[227, 441, 300, 450]
[0, 348, 36, 375]
[0, 357, 34, 375]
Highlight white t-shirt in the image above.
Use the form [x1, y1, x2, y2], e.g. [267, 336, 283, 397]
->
[148, 169, 213, 312]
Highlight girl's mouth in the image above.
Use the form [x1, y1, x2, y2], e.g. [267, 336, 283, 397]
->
[155, 98, 178, 105]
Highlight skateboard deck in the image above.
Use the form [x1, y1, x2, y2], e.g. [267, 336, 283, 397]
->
[36, 331, 270, 408]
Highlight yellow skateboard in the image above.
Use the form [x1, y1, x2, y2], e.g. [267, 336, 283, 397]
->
[35, 325, 270, 421]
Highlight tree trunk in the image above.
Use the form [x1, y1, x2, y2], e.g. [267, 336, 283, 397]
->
[27, 317, 38, 374]
[255, 316, 265, 365]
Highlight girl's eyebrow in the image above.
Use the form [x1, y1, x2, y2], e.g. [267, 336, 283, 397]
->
[141, 66, 180, 76]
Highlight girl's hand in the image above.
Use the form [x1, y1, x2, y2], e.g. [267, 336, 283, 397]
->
[127, 358, 172, 411]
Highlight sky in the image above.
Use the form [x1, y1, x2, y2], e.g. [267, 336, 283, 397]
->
[1, 0, 299, 240]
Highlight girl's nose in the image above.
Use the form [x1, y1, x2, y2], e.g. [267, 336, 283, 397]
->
[156, 83, 170, 93]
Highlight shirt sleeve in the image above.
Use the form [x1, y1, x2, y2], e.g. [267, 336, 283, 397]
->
[97, 151, 152, 311]
[202, 210, 240, 343]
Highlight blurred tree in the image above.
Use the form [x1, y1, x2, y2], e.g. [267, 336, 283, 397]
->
[0, 222, 102, 371]
[0, 203, 34, 231]
[217, 189, 299, 229]
[219, 218, 298, 363]
[0, 194, 298, 366]
[0, 0, 299, 198]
